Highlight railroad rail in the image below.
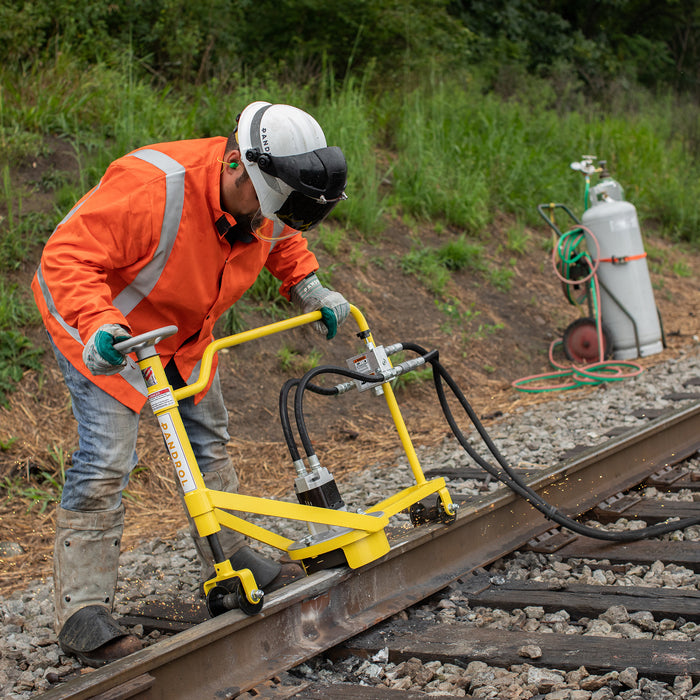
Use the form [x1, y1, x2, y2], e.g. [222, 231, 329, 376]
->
[37, 400, 700, 700]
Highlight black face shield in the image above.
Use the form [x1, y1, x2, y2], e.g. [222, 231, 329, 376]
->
[245, 146, 348, 231]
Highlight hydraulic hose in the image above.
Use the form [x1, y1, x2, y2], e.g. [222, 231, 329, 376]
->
[291, 364, 390, 458]
[409, 342, 697, 541]
[279, 376, 343, 462]
[284, 344, 698, 542]
[279, 378, 302, 462]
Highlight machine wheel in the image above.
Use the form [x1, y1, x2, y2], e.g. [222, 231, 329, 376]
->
[236, 582, 264, 616]
[409, 496, 456, 526]
[438, 496, 457, 525]
[563, 318, 612, 363]
[206, 582, 264, 617]
[206, 585, 235, 617]
[409, 501, 427, 526]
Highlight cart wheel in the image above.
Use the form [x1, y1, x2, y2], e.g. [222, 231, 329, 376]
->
[206, 583, 264, 617]
[563, 318, 612, 363]
[409, 496, 456, 526]
[236, 581, 264, 616]
[409, 501, 427, 526]
[206, 585, 235, 617]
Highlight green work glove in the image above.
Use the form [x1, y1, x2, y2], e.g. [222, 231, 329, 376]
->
[82, 324, 131, 376]
[290, 273, 350, 340]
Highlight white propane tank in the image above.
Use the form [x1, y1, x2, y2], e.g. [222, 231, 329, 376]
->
[581, 199, 663, 360]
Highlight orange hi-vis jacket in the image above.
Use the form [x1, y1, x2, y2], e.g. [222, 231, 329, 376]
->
[32, 137, 318, 413]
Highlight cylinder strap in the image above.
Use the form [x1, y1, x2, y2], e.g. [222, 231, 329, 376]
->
[597, 252, 647, 264]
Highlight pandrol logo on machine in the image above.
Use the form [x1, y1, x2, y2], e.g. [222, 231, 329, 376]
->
[159, 413, 196, 493]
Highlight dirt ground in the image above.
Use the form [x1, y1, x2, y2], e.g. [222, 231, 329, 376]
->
[1, 140, 698, 596]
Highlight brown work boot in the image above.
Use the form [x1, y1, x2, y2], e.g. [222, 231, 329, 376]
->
[79, 634, 143, 667]
[58, 605, 143, 668]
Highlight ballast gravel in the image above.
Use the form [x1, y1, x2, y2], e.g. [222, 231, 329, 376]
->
[1, 344, 699, 699]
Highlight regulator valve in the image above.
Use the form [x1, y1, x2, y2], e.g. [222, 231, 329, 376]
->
[346, 345, 392, 393]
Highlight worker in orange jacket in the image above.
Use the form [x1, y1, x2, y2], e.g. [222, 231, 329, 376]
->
[32, 102, 350, 667]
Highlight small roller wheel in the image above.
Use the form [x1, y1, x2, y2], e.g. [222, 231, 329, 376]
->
[206, 585, 236, 617]
[236, 581, 263, 616]
[206, 582, 264, 617]
[563, 317, 612, 363]
[409, 501, 427, 526]
[409, 496, 456, 526]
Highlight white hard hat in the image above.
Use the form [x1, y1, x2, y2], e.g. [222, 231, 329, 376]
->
[236, 101, 347, 231]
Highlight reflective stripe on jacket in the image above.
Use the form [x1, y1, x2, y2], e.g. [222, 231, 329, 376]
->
[32, 137, 318, 412]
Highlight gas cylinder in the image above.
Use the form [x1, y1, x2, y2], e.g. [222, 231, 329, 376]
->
[581, 198, 663, 360]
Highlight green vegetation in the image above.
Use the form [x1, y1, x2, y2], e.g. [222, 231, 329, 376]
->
[401, 236, 487, 296]
[0, 436, 17, 450]
[277, 346, 322, 375]
[389, 352, 434, 393]
[673, 261, 692, 278]
[1, 442, 67, 513]
[1, 474, 61, 513]
[1, 0, 699, 407]
[0, 331, 43, 406]
[435, 298, 504, 345]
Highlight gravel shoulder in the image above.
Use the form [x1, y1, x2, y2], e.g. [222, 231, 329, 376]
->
[1, 343, 698, 699]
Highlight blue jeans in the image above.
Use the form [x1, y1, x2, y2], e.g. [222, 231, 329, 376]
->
[50, 338, 234, 513]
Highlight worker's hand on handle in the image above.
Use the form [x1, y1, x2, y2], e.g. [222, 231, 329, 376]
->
[82, 324, 132, 375]
[290, 272, 350, 339]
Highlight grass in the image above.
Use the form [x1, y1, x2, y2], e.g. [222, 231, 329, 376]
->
[0, 280, 44, 406]
[436, 237, 485, 271]
[277, 345, 322, 375]
[1, 165, 56, 269]
[316, 71, 388, 239]
[1, 53, 699, 245]
[400, 235, 487, 296]
[1, 475, 61, 513]
[0, 441, 68, 513]
[389, 351, 434, 392]
[313, 223, 345, 256]
[505, 219, 531, 255]
[0, 436, 17, 450]
[435, 298, 504, 344]
[388, 85, 490, 233]
[672, 260, 692, 277]
[0, 331, 44, 406]
[489, 265, 515, 292]
[400, 249, 451, 296]
[0, 280, 40, 327]
[4, 57, 700, 247]
[0, 48, 699, 407]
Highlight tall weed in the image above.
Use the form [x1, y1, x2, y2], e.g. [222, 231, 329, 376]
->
[388, 84, 489, 232]
[2, 47, 699, 251]
[316, 70, 387, 238]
